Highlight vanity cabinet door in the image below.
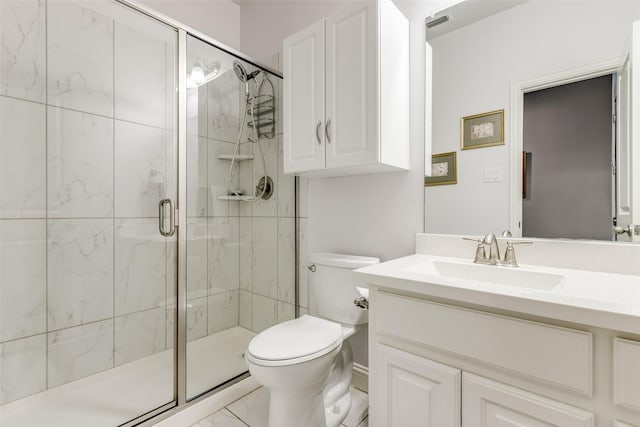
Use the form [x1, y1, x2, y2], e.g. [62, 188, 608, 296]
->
[370, 344, 461, 427]
[462, 373, 594, 427]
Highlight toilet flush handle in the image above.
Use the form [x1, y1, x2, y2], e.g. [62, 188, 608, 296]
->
[353, 287, 369, 310]
[353, 297, 368, 310]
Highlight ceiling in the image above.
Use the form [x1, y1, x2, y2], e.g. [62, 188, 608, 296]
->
[425, 0, 529, 41]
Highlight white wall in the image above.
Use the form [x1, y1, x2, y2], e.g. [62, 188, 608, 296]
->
[139, 0, 241, 49]
[426, 0, 640, 237]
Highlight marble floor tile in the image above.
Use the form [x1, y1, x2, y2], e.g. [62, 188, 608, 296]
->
[341, 387, 369, 427]
[226, 387, 269, 427]
[220, 386, 369, 427]
[193, 408, 248, 427]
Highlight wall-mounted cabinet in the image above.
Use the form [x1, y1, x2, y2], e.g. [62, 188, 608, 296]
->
[282, 0, 409, 177]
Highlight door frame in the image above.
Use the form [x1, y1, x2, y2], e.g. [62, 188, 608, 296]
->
[508, 58, 625, 237]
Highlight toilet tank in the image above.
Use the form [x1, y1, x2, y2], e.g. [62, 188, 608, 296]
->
[308, 252, 380, 326]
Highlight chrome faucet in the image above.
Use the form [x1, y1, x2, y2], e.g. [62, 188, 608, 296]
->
[464, 234, 533, 267]
[482, 233, 501, 265]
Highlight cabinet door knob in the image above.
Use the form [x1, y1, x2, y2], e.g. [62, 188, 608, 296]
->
[325, 119, 332, 144]
[315, 121, 322, 145]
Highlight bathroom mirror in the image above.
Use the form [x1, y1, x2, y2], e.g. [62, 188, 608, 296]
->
[425, 0, 640, 243]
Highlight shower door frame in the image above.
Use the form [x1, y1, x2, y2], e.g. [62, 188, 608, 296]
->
[111, 1, 285, 425]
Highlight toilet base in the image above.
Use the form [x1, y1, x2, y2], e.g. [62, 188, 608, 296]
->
[325, 388, 353, 427]
[269, 385, 327, 427]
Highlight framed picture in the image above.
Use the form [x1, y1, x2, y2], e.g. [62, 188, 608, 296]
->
[461, 109, 504, 150]
[425, 151, 457, 186]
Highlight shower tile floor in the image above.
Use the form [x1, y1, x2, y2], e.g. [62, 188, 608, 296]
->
[0, 327, 255, 427]
[191, 386, 369, 427]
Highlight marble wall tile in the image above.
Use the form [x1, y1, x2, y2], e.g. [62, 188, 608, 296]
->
[185, 85, 208, 138]
[299, 177, 309, 218]
[47, 319, 114, 388]
[0, 220, 46, 342]
[47, 106, 113, 218]
[277, 137, 295, 218]
[47, 0, 114, 117]
[185, 36, 209, 138]
[208, 217, 239, 295]
[0, 0, 45, 102]
[0, 334, 46, 404]
[238, 217, 252, 291]
[187, 136, 208, 217]
[277, 218, 295, 305]
[115, 218, 167, 316]
[251, 294, 276, 333]
[207, 70, 240, 143]
[298, 218, 309, 308]
[208, 140, 240, 217]
[238, 141, 253, 218]
[187, 218, 208, 300]
[165, 304, 175, 350]
[251, 217, 277, 299]
[114, 308, 165, 366]
[239, 290, 251, 330]
[207, 290, 239, 334]
[47, 219, 113, 331]
[0, 96, 45, 218]
[114, 120, 170, 218]
[186, 297, 207, 342]
[114, 19, 175, 129]
[277, 301, 295, 324]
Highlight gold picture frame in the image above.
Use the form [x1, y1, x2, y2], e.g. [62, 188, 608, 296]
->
[461, 109, 504, 150]
[425, 151, 457, 186]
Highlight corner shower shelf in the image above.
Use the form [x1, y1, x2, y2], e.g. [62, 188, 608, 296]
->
[217, 154, 255, 161]
[216, 195, 256, 201]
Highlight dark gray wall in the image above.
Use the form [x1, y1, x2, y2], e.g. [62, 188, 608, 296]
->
[523, 75, 613, 240]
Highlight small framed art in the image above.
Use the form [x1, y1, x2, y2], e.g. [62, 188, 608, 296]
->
[461, 109, 504, 150]
[425, 151, 457, 186]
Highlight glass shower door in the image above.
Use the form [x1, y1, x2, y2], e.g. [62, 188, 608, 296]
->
[184, 34, 294, 400]
[0, 0, 178, 425]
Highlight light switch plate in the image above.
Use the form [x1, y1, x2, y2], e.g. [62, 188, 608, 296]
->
[484, 167, 503, 183]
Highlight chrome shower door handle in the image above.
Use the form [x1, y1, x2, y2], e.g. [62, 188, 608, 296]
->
[315, 121, 322, 145]
[325, 119, 331, 144]
[158, 198, 176, 237]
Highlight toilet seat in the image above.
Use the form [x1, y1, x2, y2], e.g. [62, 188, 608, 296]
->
[247, 315, 342, 367]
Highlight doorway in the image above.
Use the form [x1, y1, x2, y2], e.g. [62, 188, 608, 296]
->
[522, 75, 614, 240]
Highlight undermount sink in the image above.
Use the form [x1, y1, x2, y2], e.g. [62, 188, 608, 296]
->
[404, 259, 565, 291]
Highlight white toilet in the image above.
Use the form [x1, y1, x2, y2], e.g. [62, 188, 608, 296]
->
[245, 252, 379, 427]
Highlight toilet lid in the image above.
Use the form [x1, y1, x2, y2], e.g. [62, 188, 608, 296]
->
[247, 315, 342, 363]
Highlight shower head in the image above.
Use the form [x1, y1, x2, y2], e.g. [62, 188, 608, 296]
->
[233, 61, 260, 82]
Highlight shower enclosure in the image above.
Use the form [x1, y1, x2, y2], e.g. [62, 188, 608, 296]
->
[0, 0, 294, 425]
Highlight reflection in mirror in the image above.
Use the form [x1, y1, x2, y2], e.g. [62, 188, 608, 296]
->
[424, 0, 640, 243]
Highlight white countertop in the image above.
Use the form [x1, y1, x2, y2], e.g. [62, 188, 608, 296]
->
[355, 253, 640, 335]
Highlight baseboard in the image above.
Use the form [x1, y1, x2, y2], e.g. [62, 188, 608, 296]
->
[352, 363, 369, 393]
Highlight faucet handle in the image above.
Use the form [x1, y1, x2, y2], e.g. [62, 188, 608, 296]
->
[502, 240, 533, 267]
[462, 237, 487, 263]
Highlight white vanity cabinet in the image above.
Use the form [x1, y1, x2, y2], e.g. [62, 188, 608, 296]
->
[368, 288, 640, 427]
[282, 0, 409, 176]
